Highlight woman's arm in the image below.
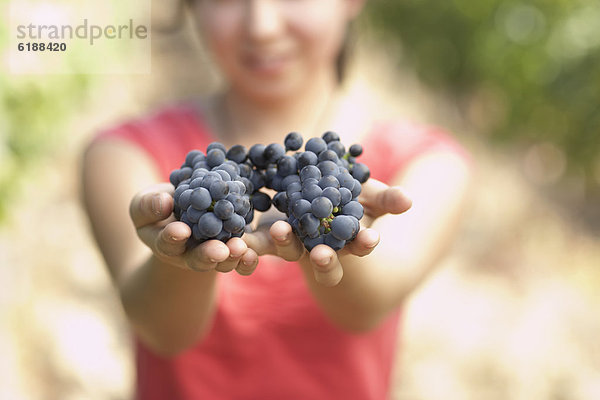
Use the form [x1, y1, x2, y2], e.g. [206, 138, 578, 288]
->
[81, 139, 258, 356]
[247, 149, 472, 332]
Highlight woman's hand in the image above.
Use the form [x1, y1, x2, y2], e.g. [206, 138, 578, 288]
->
[243, 179, 412, 286]
[130, 183, 259, 275]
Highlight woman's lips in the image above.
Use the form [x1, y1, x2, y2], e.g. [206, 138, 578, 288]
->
[243, 52, 292, 76]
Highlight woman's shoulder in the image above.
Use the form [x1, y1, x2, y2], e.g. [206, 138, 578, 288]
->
[91, 99, 215, 180]
[359, 118, 470, 184]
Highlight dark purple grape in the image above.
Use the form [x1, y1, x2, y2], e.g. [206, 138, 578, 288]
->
[330, 215, 358, 241]
[249, 144, 268, 168]
[223, 213, 246, 234]
[321, 187, 341, 207]
[351, 163, 370, 183]
[186, 206, 206, 224]
[209, 180, 229, 201]
[327, 141, 345, 158]
[284, 132, 303, 151]
[198, 212, 223, 237]
[214, 199, 234, 219]
[206, 148, 226, 168]
[178, 189, 193, 210]
[301, 184, 322, 202]
[339, 187, 353, 206]
[303, 236, 324, 251]
[190, 187, 212, 210]
[207, 142, 227, 153]
[317, 160, 339, 177]
[281, 174, 300, 190]
[272, 191, 289, 213]
[297, 151, 318, 169]
[318, 175, 340, 189]
[226, 144, 248, 163]
[318, 149, 339, 163]
[342, 201, 364, 219]
[277, 155, 298, 177]
[299, 213, 320, 236]
[324, 233, 346, 251]
[185, 150, 204, 166]
[292, 198, 312, 219]
[264, 143, 285, 163]
[300, 165, 321, 182]
[305, 137, 327, 155]
[350, 179, 362, 198]
[286, 181, 302, 197]
[311, 196, 333, 219]
[251, 191, 272, 212]
[337, 171, 355, 190]
[349, 144, 363, 157]
[321, 131, 340, 143]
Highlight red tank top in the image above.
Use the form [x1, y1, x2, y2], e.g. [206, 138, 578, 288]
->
[96, 103, 466, 400]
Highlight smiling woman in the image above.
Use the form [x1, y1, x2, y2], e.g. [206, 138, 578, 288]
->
[81, 0, 472, 399]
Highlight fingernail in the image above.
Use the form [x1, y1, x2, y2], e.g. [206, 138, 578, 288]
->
[243, 259, 254, 267]
[317, 256, 332, 267]
[276, 235, 287, 243]
[151, 194, 162, 215]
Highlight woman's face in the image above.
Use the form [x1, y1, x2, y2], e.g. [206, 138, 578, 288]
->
[192, 0, 362, 102]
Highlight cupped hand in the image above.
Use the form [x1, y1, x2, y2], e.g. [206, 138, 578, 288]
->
[244, 178, 412, 286]
[129, 183, 259, 275]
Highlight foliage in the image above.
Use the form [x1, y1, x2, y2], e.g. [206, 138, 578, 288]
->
[366, 0, 600, 188]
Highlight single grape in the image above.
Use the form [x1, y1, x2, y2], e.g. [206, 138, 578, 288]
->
[206, 148, 226, 168]
[185, 150, 204, 166]
[223, 213, 246, 234]
[327, 141, 345, 158]
[305, 137, 328, 155]
[292, 198, 312, 219]
[272, 191, 289, 213]
[324, 233, 346, 251]
[339, 187, 353, 206]
[226, 144, 248, 163]
[264, 143, 286, 163]
[297, 151, 318, 169]
[321, 131, 340, 143]
[300, 165, 322, 182]
[321, 187, 341, 207]
[198, 212, 223, 237]
[207, 142, 227, 153]
[342, 201, 364, 219]
[251, 191, 272, 212]
[330, 215, 358, 241]
[214, 199, 235, 220]
[318, 175, 340, 189]
[190, 187, 212, 210]
[349, 144, 363, 157]
[351, 163, 370, 183]
[301, 183, 323, 202]
[317, 160, 339, 177]
[209, 180, 229, 201]
[311, 196, 333, 219]
[299, 213, 320, 236]
[277, 155, 298, 177]
[249, 144, 268, 168]
[284, 132, 303, 151]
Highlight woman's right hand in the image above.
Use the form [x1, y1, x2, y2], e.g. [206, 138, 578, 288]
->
[129, 183, 259, 275]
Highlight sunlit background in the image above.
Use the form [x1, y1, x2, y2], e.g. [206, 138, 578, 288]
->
[1, 0, 599, 399]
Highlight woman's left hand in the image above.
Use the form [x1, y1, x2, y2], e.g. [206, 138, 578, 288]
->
[243, 178, 412, 286]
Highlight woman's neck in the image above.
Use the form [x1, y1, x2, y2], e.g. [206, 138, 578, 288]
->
[214, 70, 339, 147]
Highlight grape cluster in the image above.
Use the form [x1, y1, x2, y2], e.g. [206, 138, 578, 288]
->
[169, 131, 370, 251]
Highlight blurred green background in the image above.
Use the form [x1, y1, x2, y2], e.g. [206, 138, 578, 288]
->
[367, 0, 600, 193]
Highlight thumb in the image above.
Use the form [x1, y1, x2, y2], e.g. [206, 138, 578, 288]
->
[130, 183, 175, 228]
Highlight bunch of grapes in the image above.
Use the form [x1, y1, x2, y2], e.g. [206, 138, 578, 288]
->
[168, 131, 370, 251]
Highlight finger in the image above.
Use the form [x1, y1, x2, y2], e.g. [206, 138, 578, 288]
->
[309, 245, 343, 287]
[235, 248, 259, 276]
[359, 179, 412, 219]
[130, 183, 175, 229]
[215, 237, 247, 273]
[185, 240, 230, 272]
[270, 220, 305, 262]
[242, 228, 277, 256]
[342, 228, 380, 258]
[154, 221, 192, 258]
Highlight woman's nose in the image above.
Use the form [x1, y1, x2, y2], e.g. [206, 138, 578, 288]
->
[245, 0, 284, 42]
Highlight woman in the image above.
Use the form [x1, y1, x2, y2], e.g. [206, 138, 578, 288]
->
[82, 0, 471, 398]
